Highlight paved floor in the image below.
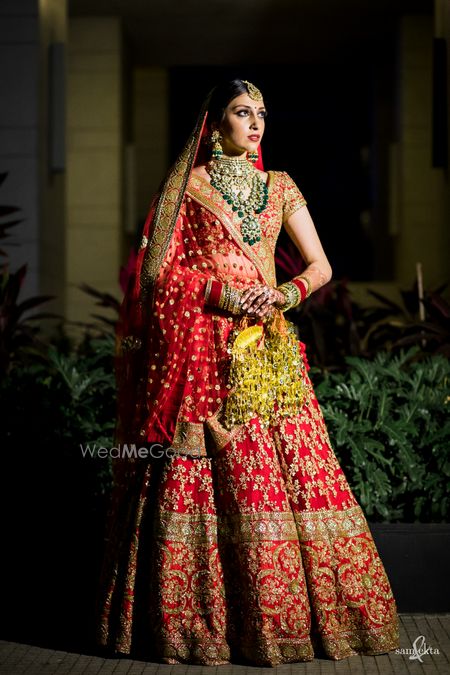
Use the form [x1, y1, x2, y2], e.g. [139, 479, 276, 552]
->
[1, 614, 449, 675]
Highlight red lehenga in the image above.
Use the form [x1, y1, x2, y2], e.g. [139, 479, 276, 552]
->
[95, 103, 400, 666]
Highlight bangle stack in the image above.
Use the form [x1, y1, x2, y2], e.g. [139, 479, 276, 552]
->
[204, 279, 242, 315]
[293, 275, 312, 299]
[275, 275, 312, 312]
[275, 281, 301, 311]
[218, 284, 242, 315]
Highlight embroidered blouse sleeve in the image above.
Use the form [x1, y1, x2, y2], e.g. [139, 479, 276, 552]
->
[281, 172, 307, 222]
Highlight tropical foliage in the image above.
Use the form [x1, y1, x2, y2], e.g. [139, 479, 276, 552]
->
[313, 348, 450, 522]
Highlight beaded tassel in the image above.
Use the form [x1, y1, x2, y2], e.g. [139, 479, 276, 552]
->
[223, 318, 308, 429]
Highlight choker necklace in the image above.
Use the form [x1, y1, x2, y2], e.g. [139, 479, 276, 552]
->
[206, 156, 268, 245]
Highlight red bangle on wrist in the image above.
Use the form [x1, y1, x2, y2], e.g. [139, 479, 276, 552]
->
[205, 279, 224, 307]
[291, 278, 308, 301]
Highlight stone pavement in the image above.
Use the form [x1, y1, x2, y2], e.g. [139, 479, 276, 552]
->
[1, 614, 449, 675]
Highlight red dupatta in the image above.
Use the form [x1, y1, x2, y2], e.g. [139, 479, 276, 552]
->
[114, 92, 276, 452]
[115, 95, 210, 447]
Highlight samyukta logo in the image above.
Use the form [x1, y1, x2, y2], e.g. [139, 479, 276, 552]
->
[395, 635, 440, 663]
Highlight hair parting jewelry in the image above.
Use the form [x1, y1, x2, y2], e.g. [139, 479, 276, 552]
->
[242, 80, 263, 102]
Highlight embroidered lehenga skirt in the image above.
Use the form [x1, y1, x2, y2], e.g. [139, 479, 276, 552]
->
[96, 373, 400, 666]
[96, 169, 399, 665]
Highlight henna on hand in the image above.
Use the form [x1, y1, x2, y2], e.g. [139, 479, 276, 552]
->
[240, 285, 283, 317]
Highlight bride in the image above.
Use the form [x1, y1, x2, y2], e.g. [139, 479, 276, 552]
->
[96, 78, 400, 666]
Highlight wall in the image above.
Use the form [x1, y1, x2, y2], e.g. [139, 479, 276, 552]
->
[39, 0, 68, 320]
[0, 0, 41, 300]
[351, 11, 449, 306]
[132, 67, 169, 232]
[66, 16, 123, 331]
[394, 14, 449, 289]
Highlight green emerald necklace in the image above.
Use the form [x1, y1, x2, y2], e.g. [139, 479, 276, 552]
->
[207, 156, 268, 245]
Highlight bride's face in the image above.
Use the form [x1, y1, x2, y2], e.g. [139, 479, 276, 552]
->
[218, 92, 267, 157]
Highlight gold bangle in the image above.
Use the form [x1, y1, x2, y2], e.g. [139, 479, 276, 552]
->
[218, 283, 228, 310]
[218, 284, 242, 314]
[227, 286, 243, 315]
[205, 278, 213, 304]
[275, 282, 301, 311]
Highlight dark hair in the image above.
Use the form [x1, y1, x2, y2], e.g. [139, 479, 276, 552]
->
[207, 79, 259, 129]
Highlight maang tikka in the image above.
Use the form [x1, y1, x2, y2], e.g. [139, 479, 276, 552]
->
[242, 80, 263, 163]
[242, 79, 263, 102]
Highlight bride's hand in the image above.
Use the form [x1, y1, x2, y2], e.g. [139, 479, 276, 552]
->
[240, 285, 285, 318]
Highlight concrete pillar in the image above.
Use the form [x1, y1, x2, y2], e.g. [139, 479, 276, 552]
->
[132, 67, 169, 231]
[0, 0, 69, 319]
[0, 0, 41, 300]
[66, 17, 123, 332]
[395, 14, 449, 289]
[39, 0, 68, 320]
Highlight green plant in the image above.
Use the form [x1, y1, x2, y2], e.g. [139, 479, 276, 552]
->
[312, 347, 450, 522]
[0, 171, 22, 265]
[362, 284, 450, 357]
[0, 172, 57, 376]
[0, 332, 116, 499]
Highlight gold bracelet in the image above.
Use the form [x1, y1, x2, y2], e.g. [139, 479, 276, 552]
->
[275, 282, 301, 311]
[228, 286, 243, 315]
[205, 278, 213, 304]
[218, 284, 242, 315]
[218, 283, 228, 311]
[217, 285, 224, 309]
[222, 285, 229, 311]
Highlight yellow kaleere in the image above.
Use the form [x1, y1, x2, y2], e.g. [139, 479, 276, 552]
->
[223, 312, 308, 430]
[233, 324, 263, 349]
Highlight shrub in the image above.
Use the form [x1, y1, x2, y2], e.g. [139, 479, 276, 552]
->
[312, 347, 450, 522]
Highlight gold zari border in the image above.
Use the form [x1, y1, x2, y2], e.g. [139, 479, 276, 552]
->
[294, 504, 370, 542]
[154, 505, 371, 545]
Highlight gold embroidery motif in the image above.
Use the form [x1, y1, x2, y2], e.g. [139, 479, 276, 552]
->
[281, 172, 307, 221]
[221, 511, 299, 543]
[204, 399, 244, 452]
[171, 419, 208, 457]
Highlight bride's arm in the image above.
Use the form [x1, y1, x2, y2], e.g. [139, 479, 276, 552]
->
[239, 206, 332, 317]
[282, 204, 332, 296]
